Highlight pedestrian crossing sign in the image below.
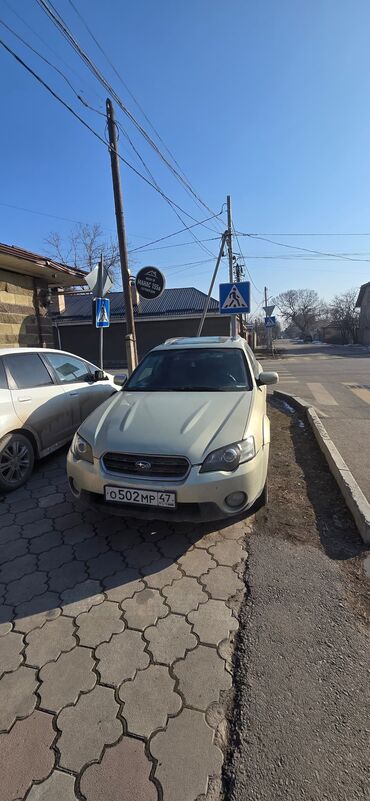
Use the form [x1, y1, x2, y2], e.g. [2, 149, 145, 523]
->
[95, 297, 110, 328]
[219, 282, 250, 314]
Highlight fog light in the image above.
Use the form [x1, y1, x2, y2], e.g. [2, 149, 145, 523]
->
[225, 491, 247, 509]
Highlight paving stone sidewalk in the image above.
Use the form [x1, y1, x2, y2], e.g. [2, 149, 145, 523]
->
[0, 450, 249, 801]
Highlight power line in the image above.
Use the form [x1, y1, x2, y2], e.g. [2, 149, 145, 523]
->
[129, 237, 220, 253]
[36, 0, 226, 226]
[231, 222, 263, 295]
[241, 233, 370, 264]
[0, 36, 224, 233]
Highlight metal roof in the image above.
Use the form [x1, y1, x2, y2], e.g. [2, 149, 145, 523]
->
[55, 288, 219, 322]
[0, 242, 87, 287]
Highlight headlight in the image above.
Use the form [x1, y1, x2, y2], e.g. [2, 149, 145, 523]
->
[200, 436, 255, 474]
[71, 432, 94, 463]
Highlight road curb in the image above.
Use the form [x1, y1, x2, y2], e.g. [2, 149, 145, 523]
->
[273, 389, 370, 545]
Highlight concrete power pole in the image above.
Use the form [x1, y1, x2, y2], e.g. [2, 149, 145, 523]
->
[227, 195, 236, 337]
[106, 98, 138, 374]
[264, 285, 272, 354]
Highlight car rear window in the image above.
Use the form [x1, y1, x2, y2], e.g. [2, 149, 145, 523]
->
[5, 353, 53, 389]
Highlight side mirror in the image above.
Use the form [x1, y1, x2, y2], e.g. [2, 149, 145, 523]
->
[94, 369, 106, 382]
[257, 371, 279, 386]
[114, 374, 127, 387]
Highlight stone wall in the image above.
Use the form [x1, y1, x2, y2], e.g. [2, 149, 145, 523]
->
[0, 269, 54, 349]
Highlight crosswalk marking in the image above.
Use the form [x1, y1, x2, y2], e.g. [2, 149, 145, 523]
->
[343, 383, 370, 406]
[306, 383, 338, 406]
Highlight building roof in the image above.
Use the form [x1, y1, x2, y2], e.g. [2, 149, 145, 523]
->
[55, 287, 220, 322]
[0, 242, 87, 288]
[356, 282, 370, 308]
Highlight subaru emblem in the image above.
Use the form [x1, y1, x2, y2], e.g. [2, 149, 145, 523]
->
[135, 460, 151, 471]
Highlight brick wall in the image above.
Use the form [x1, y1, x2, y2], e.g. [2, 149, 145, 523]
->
[0, 269, 54, 349]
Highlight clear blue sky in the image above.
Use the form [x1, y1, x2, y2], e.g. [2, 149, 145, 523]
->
[1, 0, 370, 313]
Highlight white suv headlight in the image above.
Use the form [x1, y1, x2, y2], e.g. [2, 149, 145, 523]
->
[71, 432, 94, 463]
[200, 436, 255, 473]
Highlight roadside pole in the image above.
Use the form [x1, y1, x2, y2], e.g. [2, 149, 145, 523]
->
[97, 254, 104, 370]
[197, 232, 227, 336]
[264, 285, 272, 355]
[106, 98, 138, 374]
[227, 195, 237, 337]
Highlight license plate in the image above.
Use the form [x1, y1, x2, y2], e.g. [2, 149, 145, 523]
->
[104, 486, 176, 509]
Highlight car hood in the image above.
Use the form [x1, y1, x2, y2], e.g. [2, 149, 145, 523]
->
[80, 390, 253, 463]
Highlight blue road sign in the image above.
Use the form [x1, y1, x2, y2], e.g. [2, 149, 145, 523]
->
[219, 282, 250, 314]
[265, 315, 276, 328]
[95, 297, 110, 328]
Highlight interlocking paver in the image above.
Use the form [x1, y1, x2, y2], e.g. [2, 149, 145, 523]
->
[190, 530, 223, 549]
[200, 565, 244, 600]
[38, 492, 64, 507]
[0, 710, 55, 801]
[178, 548, 217, 577]
[96, 629, 149, 685]
[15, 594, 61, 634]
[61, 579, 104, 617]
[162, 576, 208, 614]
[119, 663, 182, 737]
[158, 534, 189, 559]
[0, 536, 27, 564]
[150, 708, 223, 801]
[76, 600, 124, 646]
[209, 539, 247, 566]
[80, 736, 157, 801]
[109, 529, 142, 551]
[0, 620, 12, 637]
[29, 530, 63, 553]
[74, 536, 109, 561]
[57, 684, 122, 771]
[0, 630, 24, 674]
[121, 588, 168, 629]
[63, 523, 95, 545]
[16, 508, 45, 526]
[173, 645, 232, 711]
[38, 544, 74, 571]
[103, 569, 145, 602]
[6, 570, 48, 605]
[26, 770, 77, 800]
[125, 542, 160, 568]
[23, 519, 55, 539]
[54, 511, 83, 529]
[25, 616, 75, 667]
[48, 560, 87, 592]
[141, 558, 182, 589]
[87, 551, 126, 580]
[187, 599, 238, 645]
[0, 665, 38, 730]
[39, 646, 96, 711]
[0, 524, 20, 545]
[145, 615, 197, 664]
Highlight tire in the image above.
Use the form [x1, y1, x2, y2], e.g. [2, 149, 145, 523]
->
[0, 433, 35, 493]
[253, 479, 268, 512]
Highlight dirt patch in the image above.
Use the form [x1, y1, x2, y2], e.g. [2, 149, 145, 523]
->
[256, 398, 369, 622]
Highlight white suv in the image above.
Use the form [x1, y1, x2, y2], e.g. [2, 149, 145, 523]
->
[67, 337, 278, 522]
[0, 348, 117, 492]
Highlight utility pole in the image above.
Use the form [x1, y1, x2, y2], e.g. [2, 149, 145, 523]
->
[235, 261, 244, 338]
[97, 254, 104, 370]
[106, 98, 138, 374]
[227, 195, 237, 337]
[264, 285, 272, 354]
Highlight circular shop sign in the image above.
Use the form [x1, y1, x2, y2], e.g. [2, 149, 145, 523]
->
[135, 266, 165, 300]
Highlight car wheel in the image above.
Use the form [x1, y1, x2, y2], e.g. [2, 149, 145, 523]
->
[0, 433, 35, 492]
[253, 479, 268, 512]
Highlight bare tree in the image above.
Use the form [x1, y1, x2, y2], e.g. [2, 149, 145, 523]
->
[273, 289, 324, 335]
[45, 223, 121, 285]
[330, 289, 359, 344]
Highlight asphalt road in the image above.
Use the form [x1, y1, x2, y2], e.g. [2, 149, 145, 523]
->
[262, 341, 370, 501]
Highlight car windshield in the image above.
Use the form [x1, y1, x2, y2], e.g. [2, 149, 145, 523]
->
[126, 348, 253, 392]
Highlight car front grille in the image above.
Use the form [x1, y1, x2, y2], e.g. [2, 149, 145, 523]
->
[102, 452, 190, 480]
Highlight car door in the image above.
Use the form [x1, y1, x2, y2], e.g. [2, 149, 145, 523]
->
[44, 352, 115, 426]
[4, 352, 74, 453]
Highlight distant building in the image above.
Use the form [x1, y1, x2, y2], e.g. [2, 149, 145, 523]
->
[356, 282, 370, 345]
[0, 242, 86, 349]
[53, 287, 245, 368]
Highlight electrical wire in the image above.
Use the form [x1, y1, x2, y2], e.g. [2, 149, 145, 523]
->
[231, 222, 263, 295]
[240, 233, 370, 264]
[35, 0, 226, 228]
[0, 36, 225, 234]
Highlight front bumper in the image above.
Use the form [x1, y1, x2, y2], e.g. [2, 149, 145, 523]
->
[67, 446, 268, 523]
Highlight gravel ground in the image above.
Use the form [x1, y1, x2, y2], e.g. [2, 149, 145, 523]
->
[223, 400, 369, 801]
